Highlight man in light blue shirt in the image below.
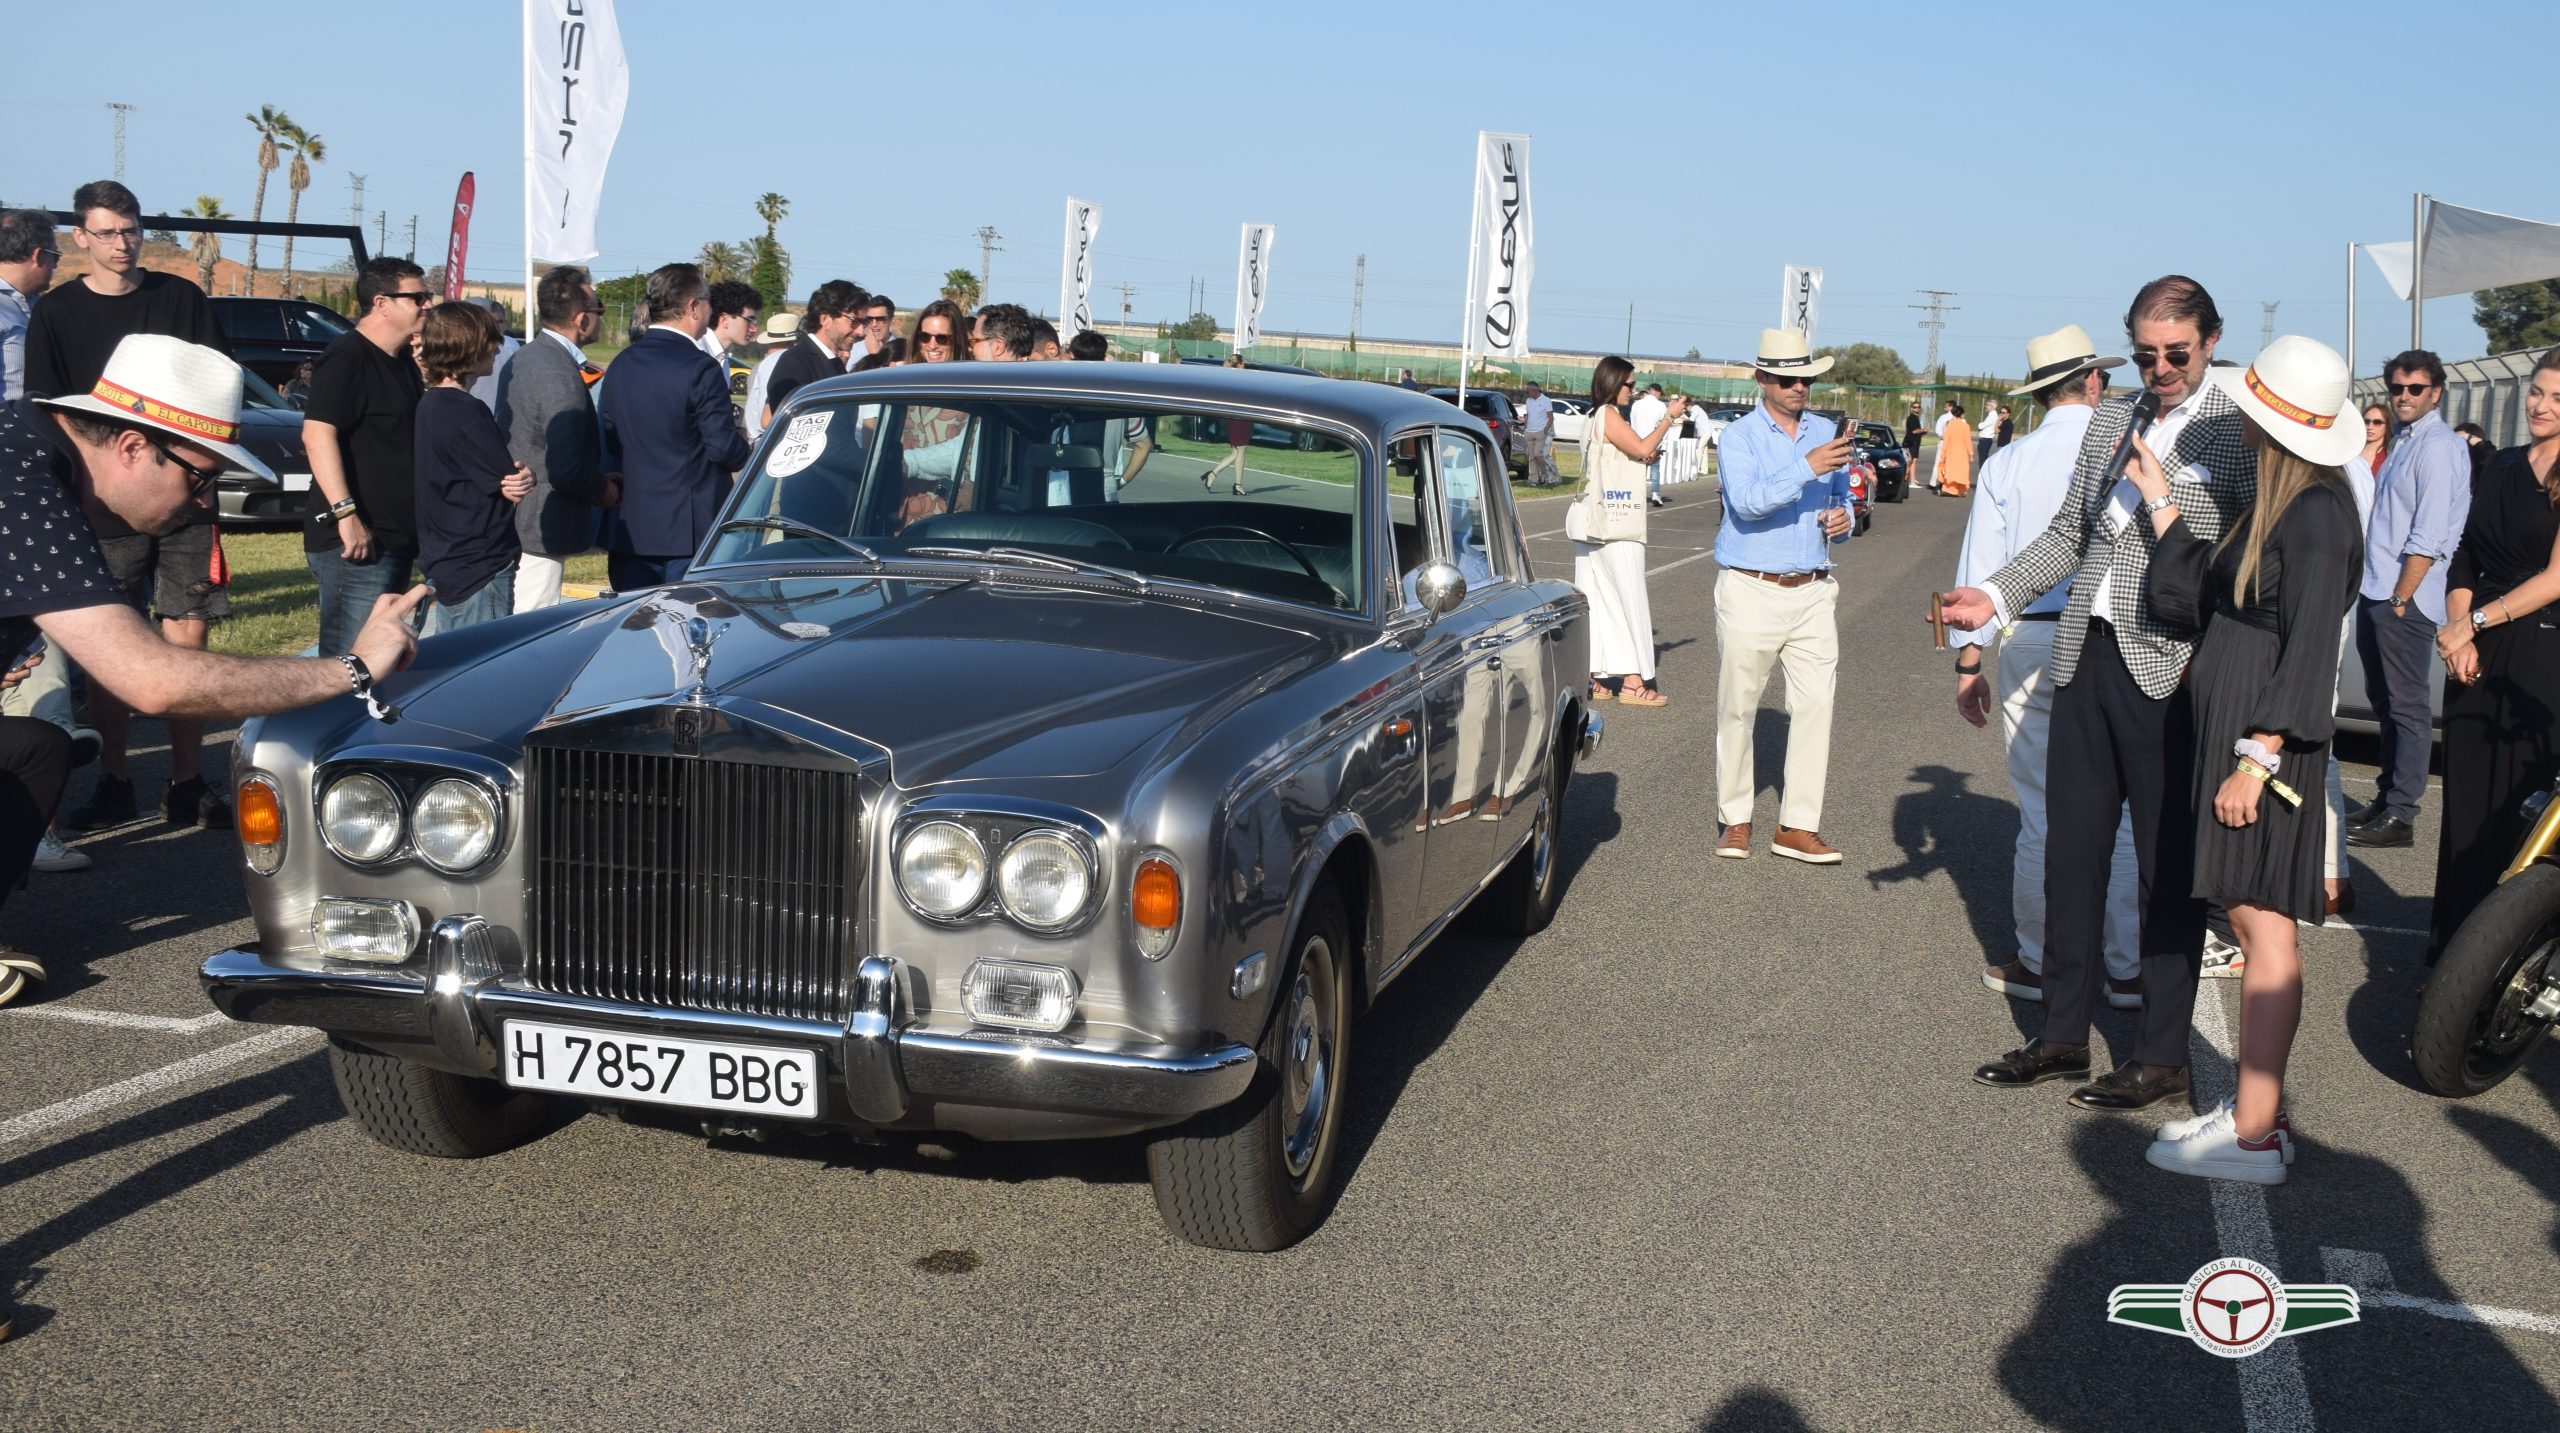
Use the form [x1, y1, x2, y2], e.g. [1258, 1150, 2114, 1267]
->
[1711, 328, 1854, 865]
[2348, 349, 2470, 847]
[0, 210, 62, 401]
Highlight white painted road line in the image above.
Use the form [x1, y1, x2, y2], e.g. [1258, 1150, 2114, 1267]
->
[8, 1007, 231, 1034]
[0, 1025, 319, 1148]
[1647, 550, 1719, 578]
[2189, 985, 2319, 1433]
[2320, 1247, 2560, 1337]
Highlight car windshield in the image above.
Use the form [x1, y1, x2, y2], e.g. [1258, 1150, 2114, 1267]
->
[240, 369, 291, 410]
[701, 395, 1370, 613]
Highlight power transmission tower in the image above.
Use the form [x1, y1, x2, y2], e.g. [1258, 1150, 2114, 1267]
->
[1350, 254, 1365, 348]
[973, 225, 1002, 298]
[404, 215, 418, 261]
[1107, 282, 1137, 325]
[376, 211, 387, 255]
[105, 103, 136, 180]
[1910, 289, 1959, 377]
[2260, 300, 2280, 350]
[349, 174, 367, 229]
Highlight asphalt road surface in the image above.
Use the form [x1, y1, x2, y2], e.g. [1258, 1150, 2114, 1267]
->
[4, 471, 2556, 1432]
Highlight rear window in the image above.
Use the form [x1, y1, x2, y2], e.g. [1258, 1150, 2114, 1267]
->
[703, 396, 1372, 613]
[217, 301, 286, 342]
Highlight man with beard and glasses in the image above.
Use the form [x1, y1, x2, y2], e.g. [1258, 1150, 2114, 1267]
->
[1943, 276, 2257, 1115]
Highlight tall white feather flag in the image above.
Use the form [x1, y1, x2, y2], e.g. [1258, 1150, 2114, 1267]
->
[1234, 223, 1276, 351]
[523, 0, 630, 265]
[1469, 132, 1533, 358]
[1060, 197, 1102, 338]
[1781, 265, 1823, 346]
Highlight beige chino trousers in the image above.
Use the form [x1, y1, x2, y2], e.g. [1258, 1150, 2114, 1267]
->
[1713, 569, 1837, 830]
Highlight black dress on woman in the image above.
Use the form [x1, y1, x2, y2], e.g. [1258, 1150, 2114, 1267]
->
[2431, 446, 2560, 956]
[2147, 481, 2363, 923]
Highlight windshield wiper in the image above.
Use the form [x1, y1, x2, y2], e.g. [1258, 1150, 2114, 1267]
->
[902, 544, 1150, 594]
[714, 515, 881, 564]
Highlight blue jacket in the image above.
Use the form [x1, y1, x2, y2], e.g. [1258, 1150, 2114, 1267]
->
[596, 328, 749, 558]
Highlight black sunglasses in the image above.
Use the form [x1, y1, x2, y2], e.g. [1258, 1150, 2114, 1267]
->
[2386, 381, 2434, 396]
[917, 330, 955, 345]
[151, 439, 223, 499]
[2130, 346, 2194, 369]
[1766, 374, 1813, 389]
[383, 290, 434, 306]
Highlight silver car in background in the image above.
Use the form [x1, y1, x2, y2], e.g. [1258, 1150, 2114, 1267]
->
[202, 363, 1599, 1251]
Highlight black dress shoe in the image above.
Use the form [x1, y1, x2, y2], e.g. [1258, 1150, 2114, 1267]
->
[2068, 1063, 2190, 1111]
[2343, 798, 2385, 828]
[1974, 1042, 2092, 1087]
[2345, 816, 2414, 849]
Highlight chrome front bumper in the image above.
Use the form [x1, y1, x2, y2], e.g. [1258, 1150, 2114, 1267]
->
[201, 917, 1258, 1128]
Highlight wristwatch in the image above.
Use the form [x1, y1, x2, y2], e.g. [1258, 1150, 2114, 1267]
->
[2138, 492, 2176, 516]
[2472, 608, 2491, 631]
[2234, 736, 2281, 774]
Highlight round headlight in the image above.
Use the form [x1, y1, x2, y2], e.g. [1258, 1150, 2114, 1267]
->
[412, 778, 499, 873]
[898, 821, 987, 919]
[998, 830, 1092, 931]
[319, 772, 402, 863]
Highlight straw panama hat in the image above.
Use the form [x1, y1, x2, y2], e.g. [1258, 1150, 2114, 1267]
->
[1753, 327, 1835, 378]
[2209, 335, 2362, 468]
[37, 334, 275, 481]
[2006, 324, 2125, 396]
[758, 311, 803, 345]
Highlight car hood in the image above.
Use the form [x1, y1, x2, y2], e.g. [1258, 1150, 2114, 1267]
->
[377, 572, 1340, 785]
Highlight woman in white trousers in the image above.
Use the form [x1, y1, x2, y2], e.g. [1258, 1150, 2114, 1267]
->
[1572, 355, 1687, 706]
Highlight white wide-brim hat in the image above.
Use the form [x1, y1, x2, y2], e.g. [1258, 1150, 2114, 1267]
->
[2007, 324, 2125, 396]
[2208, 335, 2362, 468]
[759, 312, 803, 345]
[1753, 326, 1835, 379]
[37, 333, 275, 481]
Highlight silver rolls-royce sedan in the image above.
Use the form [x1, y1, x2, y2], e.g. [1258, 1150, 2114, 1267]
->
[201, 362, 1601, 1250]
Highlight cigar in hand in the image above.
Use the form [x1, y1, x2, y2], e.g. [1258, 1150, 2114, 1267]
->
[1929, 592, 1948, 651]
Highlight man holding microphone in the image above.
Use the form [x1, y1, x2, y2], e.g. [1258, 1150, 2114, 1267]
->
[1712, 328, 1854, 864]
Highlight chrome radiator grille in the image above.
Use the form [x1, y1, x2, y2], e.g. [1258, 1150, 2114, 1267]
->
[524, 746, 860, 1022]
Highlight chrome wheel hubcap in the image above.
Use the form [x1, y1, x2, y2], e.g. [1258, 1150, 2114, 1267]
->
[1279, 938, 1336, 1180]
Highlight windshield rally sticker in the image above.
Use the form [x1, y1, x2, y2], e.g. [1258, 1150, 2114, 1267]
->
[766, 411, 833, 478]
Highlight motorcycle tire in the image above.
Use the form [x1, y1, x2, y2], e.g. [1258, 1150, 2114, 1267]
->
[2411, 862, 2560, 1097]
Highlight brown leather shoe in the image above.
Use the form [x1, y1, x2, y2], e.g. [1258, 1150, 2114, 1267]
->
[1770, 827, 1842, 865]
[1983, 958, 2043, 1001]
[1716, 823, 1752, 859]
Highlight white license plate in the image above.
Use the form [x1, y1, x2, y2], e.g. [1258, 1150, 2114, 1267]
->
[500, 1019, 823, 1119]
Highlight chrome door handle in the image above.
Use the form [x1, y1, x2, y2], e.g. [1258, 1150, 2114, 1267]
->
[1467, 634, 1508, 651]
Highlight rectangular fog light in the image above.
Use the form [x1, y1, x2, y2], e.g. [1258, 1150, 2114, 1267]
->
[311, 897, 421, 963]
[962, 960, 1080, 1034]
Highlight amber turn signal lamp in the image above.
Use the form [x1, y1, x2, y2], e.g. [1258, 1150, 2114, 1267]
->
[1132, 857, 1180, 959]
[237, 776, 285, 875]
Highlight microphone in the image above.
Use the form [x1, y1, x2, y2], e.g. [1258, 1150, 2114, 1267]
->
[2101, 388, 2163, 483]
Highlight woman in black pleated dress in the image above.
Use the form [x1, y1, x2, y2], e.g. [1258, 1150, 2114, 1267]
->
[2125, 337, 2365, 1186]
[2430, 348, 2560, 958]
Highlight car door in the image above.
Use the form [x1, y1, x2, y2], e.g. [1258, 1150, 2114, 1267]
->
[1434, 426, 1556, 857]
[1400, 428, 1513, 925]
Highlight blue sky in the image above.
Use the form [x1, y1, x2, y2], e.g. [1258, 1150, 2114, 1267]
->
[8, 1, 2537, 376]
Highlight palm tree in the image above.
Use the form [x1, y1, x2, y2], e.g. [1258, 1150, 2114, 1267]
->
[941, 268, 982, 310]
[754, 192, 789, 240]
[185, 196, 230, 293]
[244, 105, 290, 291]
[696, 240, 745, 284]
[279, 121, 326, 284]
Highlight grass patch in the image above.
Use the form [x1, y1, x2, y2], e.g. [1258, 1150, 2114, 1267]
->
[213, 530, 609, 656]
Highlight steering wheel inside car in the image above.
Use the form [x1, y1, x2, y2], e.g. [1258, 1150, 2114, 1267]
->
[1168, 523, 1330, 590]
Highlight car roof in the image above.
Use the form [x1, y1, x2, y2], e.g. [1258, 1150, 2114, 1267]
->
[791, 360, 1465, 433]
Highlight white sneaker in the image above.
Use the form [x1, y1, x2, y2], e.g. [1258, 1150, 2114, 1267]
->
[2201, 932, 2245, 979]
[31, 830, 91, 873]
[2146, 1104, 2288, 1184]
[2158, 1098, 2294, 1163]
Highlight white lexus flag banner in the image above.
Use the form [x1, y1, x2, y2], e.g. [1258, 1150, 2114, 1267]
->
[523, 0, 630, 265]
[1234, 222, 1276, 351]
[1468, 131, 1533, 358]
[2364, 198, 2560, 301]
[1060, 197, 1101, 338]
[1781, 265, 1823, 345]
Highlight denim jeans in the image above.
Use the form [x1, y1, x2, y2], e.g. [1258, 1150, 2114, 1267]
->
[308, 546, 415, 656]
[420, 569, 520, 637]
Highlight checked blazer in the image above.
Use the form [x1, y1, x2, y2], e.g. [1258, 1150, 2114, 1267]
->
[1983, 383, 2257, 698]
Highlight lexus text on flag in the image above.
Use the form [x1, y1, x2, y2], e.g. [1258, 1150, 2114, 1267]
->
[1781, 264, 1823, 346]
[442, 172, 476, 300]
[1060, 198, 1101, 339]
[1234, 222, 1276, 352]
[522, 0, 630, 266]
[1470, 131, 1533, 359]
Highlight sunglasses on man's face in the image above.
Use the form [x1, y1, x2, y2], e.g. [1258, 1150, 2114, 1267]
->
[152, 439, 223, 499]
[2130, 346, 2194, 370]
[2386, 381, 2434, 396]
[384, 290, 434, 306]
[1766, 375, 1812, 389]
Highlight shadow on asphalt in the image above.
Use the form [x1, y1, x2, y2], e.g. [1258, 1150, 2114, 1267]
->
[0, 1051, 335, 1333]
[1695, 1385, 1813, 1431]
[1869, 762, 2021, 963]
[2446, 1053, 2560, 1261]
[2340, 920, 2439, 1095]
[1997, 1119, 2560, 1432]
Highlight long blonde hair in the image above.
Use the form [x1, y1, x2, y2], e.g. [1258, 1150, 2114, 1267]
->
[2220, 445, 2351, 603]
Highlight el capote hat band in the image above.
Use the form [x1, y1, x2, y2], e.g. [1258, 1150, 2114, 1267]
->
[2243, 368, 2335, 430]
[90, 378, 237, 444]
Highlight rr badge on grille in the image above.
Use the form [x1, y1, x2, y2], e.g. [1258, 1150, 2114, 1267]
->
[672, 708, 702, 755]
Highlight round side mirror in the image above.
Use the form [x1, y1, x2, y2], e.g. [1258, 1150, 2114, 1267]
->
[1414, 562, 1468, 617]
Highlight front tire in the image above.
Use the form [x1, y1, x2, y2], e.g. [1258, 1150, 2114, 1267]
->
[328, 1036, 562, 1158]
[2412, 863, 2560, 1096]
[1147, 887, 1353, 1251]
[1463, 738, 1571, 937]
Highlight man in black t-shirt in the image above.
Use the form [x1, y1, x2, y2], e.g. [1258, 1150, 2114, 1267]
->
[26, 181, 241, 834]
[301, 257, 429, 657]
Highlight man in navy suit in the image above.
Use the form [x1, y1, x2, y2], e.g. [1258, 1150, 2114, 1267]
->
[597, 262, 749, 590]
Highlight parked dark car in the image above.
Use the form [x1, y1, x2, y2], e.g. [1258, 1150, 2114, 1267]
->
[1850, 421, 1911, 503]
[211, 296, 355, 388]
[1425, 388, 1526, 475]
[214, 368, 314, 527]
[201, 363, 1601, 1253]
